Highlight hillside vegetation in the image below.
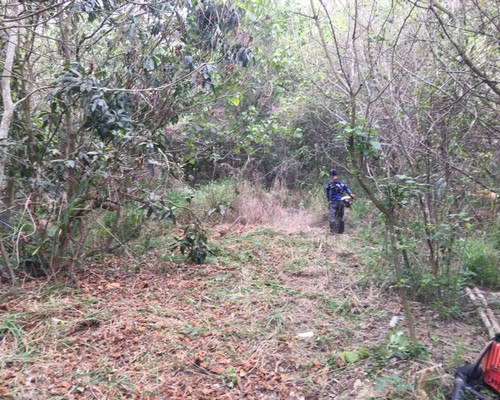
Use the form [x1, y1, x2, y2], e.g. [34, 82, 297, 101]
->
[1, 183, 499, 399]
[0, 0, 499, 398]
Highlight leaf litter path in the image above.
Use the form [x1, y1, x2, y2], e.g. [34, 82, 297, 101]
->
[0, 225, 489, 399]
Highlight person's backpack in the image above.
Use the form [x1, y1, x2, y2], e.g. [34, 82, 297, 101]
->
[329, 179, 345, 200]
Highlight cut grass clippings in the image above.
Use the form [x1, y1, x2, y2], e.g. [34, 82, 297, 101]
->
[0, 225, 488, 399]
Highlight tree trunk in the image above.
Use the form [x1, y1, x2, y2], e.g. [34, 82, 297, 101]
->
[387, 214, 418, 344]
[0, 0, 21, 203]
[59, 14, 80, 198]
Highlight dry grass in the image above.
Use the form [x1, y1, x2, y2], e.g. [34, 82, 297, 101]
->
[213, 181, 326, 236]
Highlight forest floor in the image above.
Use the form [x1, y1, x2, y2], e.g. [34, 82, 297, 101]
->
[0, 209, 498, 399]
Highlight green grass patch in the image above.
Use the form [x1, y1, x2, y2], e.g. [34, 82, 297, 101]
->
[0, 315, 34, 360]
[282, 256, 309, 273]
[462, 235, 500, 288]
[321, 297, 353, 317]
[191, 179, 239, 220]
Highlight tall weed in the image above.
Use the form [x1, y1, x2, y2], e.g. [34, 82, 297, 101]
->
[190, 180, 239, 221]
[462, 235, 500, 288]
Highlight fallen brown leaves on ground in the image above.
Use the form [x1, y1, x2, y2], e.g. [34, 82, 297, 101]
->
[0, 225, 493, 399]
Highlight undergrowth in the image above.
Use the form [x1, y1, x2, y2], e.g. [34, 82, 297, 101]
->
[462, 222, 500, 288]
[1, 218, 485, 399]
[1, 179, 495, 399]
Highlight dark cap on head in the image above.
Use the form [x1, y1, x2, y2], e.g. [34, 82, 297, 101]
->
[329, 169, 338, 176]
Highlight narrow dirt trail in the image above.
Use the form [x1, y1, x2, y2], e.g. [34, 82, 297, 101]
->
[0, 212, 494, 399]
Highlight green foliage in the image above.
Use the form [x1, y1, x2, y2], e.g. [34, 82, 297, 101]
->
[386, 331, 413, 360]
[328, 347, 369, 368]
[341, 348, 369, 364]
[341, 124, 382, 158]
[1, 0, 279, 284]
[263, 312, 287, 333]
[299, 187, 325, 210]
[463, 235, 500, 288]
[50, 65, 133, 140]
[191, 180, 239, 220]
[374, 373, 414, 395]
[358, 206, 477, 309]
[349, 197, 373, 224]
[0, 315, 32, 359]
[413, 272, 463, 316]
[171, 224, 211, 264]
[321, 297, 353, 317]
[490, 220, 500, 249]
[446, 342, 466, 370]
[374, 174, 430, 209]
[229, 106, 292, 154]
[103, 207, 144, 243]
[221, 368, 239, 389]
[1, 0, 498, 299]
[282, 256, 308, 273]
[374, 331, 428, 362]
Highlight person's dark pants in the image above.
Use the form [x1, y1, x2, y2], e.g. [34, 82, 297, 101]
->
[329, 201, 345, 234]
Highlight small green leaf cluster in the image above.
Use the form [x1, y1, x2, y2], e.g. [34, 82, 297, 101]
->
[374, 331, 428, 362]
[373, 373, 414, 396]
[49, 66, 132, 141]
[341, 124, 382, 157]
[377, 175, 429, 208]
[170, 224, 211, 264]
[340, 348, 370, 364]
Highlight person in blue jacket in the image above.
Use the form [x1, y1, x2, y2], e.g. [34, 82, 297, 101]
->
[325, 169, 355, 234]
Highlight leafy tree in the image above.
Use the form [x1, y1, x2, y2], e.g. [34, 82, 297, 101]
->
[281, 0, 499, 343]
[0, 0, 275, 281]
